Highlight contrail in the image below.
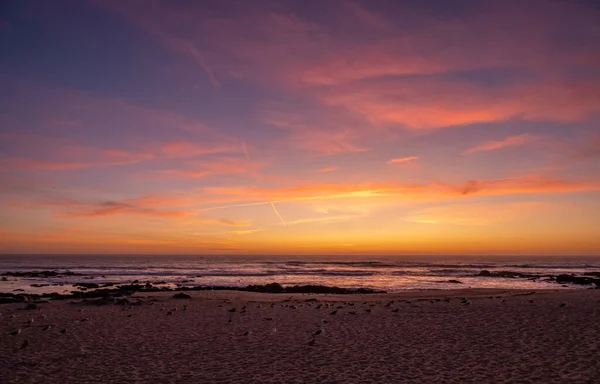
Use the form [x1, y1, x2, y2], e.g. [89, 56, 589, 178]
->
[269, 201, 286, 227]
[242, 140, 286, 227]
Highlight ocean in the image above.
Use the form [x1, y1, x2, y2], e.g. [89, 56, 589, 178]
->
[1, 254, 600, 294]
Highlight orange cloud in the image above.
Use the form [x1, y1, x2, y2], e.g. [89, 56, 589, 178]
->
[199, 175, 600, 208]
[463, 134, 540, 155]
[315, 166, 338, 173]
[387, 156, 418, 164]
[159, 169, 212, 178]
[218, 218, 253, 227]
[402, 202, 553, 226]
[321, 79, 600, 129]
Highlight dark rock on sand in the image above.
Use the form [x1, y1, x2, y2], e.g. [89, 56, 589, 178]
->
[448, 280, 463, 284]
[556, 274, 600, 286]
[24, 303, 38, 310]
[172, 292, 192, 299]
[74, 283, 100, 289]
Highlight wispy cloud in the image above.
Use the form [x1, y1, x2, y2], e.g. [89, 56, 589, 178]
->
[219, 218, 253, 227]
[315, 166, 338, 173]
[387, 156, 418, 164]
[402, 202, 553, 226]
[160, 140, 235, 158]
[463, 134, 540, 155]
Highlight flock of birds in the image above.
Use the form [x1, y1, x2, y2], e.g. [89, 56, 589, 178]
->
[5, 292, 571, 353]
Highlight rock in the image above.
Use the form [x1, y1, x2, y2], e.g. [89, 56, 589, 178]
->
[74, 283, 100, 289]
[479, 270, 492, 277]
[172, 293, 191, 299]
[314, 329, 323, 336]
[24, 303, 38, 310]
[448, 280, 463, 284]
[329, 310, 337, 316]
[20, 340, 29, 349]
[556, 274, 599, 286]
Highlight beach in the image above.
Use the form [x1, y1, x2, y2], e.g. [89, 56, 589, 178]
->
[2, 289, 599, 384]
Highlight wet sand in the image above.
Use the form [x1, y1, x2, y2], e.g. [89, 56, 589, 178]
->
[2, 289, 600, 383]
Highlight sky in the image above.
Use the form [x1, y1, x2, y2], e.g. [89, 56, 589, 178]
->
[0, 0, 599, 255]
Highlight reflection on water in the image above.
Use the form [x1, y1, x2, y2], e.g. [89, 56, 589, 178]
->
[1, 254, 599, 293]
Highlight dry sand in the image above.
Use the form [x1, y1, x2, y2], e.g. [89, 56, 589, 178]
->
[1, 289, 600, 384]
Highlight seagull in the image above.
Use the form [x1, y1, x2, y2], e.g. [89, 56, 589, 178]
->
[11, 328, 22, 336]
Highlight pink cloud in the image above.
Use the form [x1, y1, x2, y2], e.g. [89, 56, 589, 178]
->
[320, 79, 600, 129]
[315, 166, 339, 173]
[160, 140, 235, 158]
[463, 134, 540, 155]
[387, 156, 418, 164]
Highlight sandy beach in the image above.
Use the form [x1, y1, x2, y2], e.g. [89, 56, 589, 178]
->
[2, 289, 599, 384]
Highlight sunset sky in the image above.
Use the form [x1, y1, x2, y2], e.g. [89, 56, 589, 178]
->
[1, 0, 599, 255]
